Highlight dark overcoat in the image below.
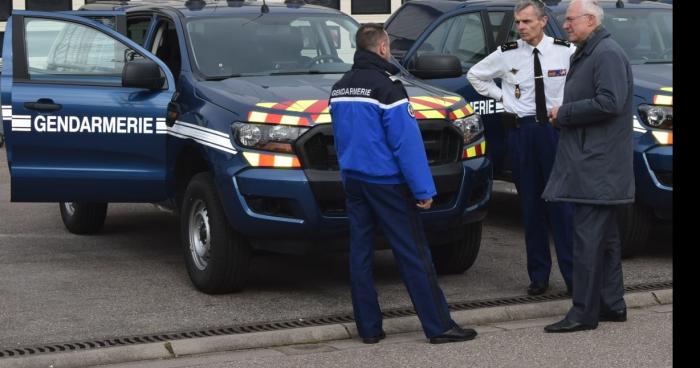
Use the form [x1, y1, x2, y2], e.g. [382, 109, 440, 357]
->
[543, 27, 635, 205]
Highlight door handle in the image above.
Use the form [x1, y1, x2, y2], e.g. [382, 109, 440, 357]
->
[24, 99, 62, 112]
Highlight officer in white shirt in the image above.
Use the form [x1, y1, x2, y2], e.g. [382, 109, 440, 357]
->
[467, 0, 575, 297]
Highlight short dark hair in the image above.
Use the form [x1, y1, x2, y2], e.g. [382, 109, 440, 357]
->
[355, 23, 387, 51]
[515, 0, 546, 19]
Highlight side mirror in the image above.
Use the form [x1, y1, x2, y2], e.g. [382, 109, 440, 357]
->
[122, 59, 165, 90]
[409, 53, 463, 79]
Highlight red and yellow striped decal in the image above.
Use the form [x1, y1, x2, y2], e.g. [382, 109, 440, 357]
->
[243, 152, 302, 168]
[249, 96, 470, 125]
[652, 94, 672, 106]
[247, 111, 311, 126]
[463, 141, 487, 159]
[652, 131, 673, 145]
[449, 104, 475, 120]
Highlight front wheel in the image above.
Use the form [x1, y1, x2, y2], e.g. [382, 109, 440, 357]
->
[432, 221, 482, 275]
[618, 203, 652, 258]
[181, 172, 251, 294]
[59, 202, 108, 234]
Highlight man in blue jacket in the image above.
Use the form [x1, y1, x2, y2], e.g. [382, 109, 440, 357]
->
[329, 23, 476, 344]
[543, 0, 634, 333]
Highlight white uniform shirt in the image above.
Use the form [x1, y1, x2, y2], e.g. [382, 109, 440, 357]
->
[467, 35, 576, 118]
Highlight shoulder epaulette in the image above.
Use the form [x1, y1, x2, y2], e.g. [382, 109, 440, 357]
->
[553, 38, 571, 47]
[500, 42, 518, 52]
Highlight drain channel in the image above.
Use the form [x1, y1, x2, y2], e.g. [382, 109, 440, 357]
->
[0, 280, 672, 359]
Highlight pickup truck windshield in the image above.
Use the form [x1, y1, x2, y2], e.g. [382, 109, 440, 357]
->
[555, 8, 672, 65]
[185, 14, 359, 79]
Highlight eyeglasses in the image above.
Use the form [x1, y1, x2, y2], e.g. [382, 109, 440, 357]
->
[563, 14, 592, 23]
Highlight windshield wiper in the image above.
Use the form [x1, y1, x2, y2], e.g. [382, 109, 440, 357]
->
[267, 70, 345, 75]
[206, 74, 243, 81]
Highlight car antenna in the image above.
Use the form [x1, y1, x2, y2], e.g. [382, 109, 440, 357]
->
[261, 0, 269, 13]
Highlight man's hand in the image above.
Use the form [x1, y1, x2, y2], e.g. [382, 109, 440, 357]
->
[416, 198, 433, 210]
[548, 105, 560, 128]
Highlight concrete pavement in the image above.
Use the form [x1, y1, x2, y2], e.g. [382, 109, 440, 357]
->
[0, 288, 672, 368]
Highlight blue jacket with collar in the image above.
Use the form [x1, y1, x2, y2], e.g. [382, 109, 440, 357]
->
[329, 49, 436, 200]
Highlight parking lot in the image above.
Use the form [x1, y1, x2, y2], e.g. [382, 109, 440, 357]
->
[0, 147, 672, 349]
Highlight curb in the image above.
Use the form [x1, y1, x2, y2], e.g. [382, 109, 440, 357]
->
[1, 288, 672, 368]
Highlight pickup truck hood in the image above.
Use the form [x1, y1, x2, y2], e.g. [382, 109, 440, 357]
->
[195, 74, 473, 126]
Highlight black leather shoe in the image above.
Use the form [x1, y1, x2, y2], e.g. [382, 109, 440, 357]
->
[429, 326, 477, 344]
[599, 309, 627, 322]
[362, 330, 386, 344]
[544, 318, 596, 333]
[527, 281, 549, 295]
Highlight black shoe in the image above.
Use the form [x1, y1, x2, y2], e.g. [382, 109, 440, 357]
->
[362, 330, 386, 344]
[429, 326, 477, 344]
[527, 281, 549, 296]
[544, 318, 596, 333]
[599, 309, 627, 322]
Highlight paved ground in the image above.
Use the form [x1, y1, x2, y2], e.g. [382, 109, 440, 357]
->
[98, 303, 673, 368]
[0, 147, 672, 349]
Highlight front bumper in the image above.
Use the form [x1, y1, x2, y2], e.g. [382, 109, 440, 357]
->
[634, 132, 672, 220]
[217, 156, 492, 253]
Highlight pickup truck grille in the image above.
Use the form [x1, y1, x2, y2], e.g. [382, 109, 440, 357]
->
[296, 120, 463, 171]
[295, 120, 464, 216]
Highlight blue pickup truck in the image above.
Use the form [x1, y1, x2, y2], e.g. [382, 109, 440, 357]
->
[385, 0, 672, 257]
[0, 0, 491, 293]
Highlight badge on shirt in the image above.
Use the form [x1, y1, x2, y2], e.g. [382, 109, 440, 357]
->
[407, 103, 415, 118]
[548, 69, 567, 77]
[514, 84, 521, 99]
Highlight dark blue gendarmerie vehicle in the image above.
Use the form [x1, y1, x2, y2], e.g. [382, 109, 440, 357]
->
[385, 0, 672, 257]
[0, 0, 491, 293]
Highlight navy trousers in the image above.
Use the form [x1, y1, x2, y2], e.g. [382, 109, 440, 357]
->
[508, 117, 573, 289]
[344, 177, 456, 338]
[567, 204, 626, 326]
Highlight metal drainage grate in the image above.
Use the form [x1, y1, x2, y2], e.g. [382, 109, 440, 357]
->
[0, 280, 672, 359]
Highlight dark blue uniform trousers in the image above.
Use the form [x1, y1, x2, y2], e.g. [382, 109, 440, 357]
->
[344, 177, 456, 339]
[508, 117, 573, 289]
[567, 204, 626, 326]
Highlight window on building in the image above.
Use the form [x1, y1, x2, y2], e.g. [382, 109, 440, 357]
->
[352, 0, 390, 15]
[25, 0, 73, 11]
[0, 0, 11, 21]
[325, 0, 340, 9]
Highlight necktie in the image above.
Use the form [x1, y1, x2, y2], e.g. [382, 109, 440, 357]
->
[533, 48, 547, 123]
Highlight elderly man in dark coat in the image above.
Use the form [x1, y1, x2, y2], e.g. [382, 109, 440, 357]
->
[542, 0, 634, 333]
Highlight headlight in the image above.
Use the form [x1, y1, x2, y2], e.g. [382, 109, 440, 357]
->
[638, 104, 672, 130]
[452, 114, 484, 144]
[232, 122, 309, 153]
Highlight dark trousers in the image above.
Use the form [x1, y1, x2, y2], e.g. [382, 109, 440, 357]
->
[344, 177, 455, 338]
[508, 117, 573, 288]
[566, 204, 626, 326]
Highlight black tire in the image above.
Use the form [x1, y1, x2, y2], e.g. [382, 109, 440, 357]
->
[181, 172, 251, 294]
[59, 202, 108, 234]
[618, 203, 652, 259]
[432, 221, 482, 275]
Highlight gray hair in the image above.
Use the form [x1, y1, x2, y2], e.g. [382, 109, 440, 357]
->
[572, 0, 604, 25]
[514, 0, 547, 19]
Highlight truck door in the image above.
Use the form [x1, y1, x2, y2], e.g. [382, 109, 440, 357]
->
[1, 11, 175, 202]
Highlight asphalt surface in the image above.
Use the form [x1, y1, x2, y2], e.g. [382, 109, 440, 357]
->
[98, 303, 673, 368]
[0, 147, 672, 349]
